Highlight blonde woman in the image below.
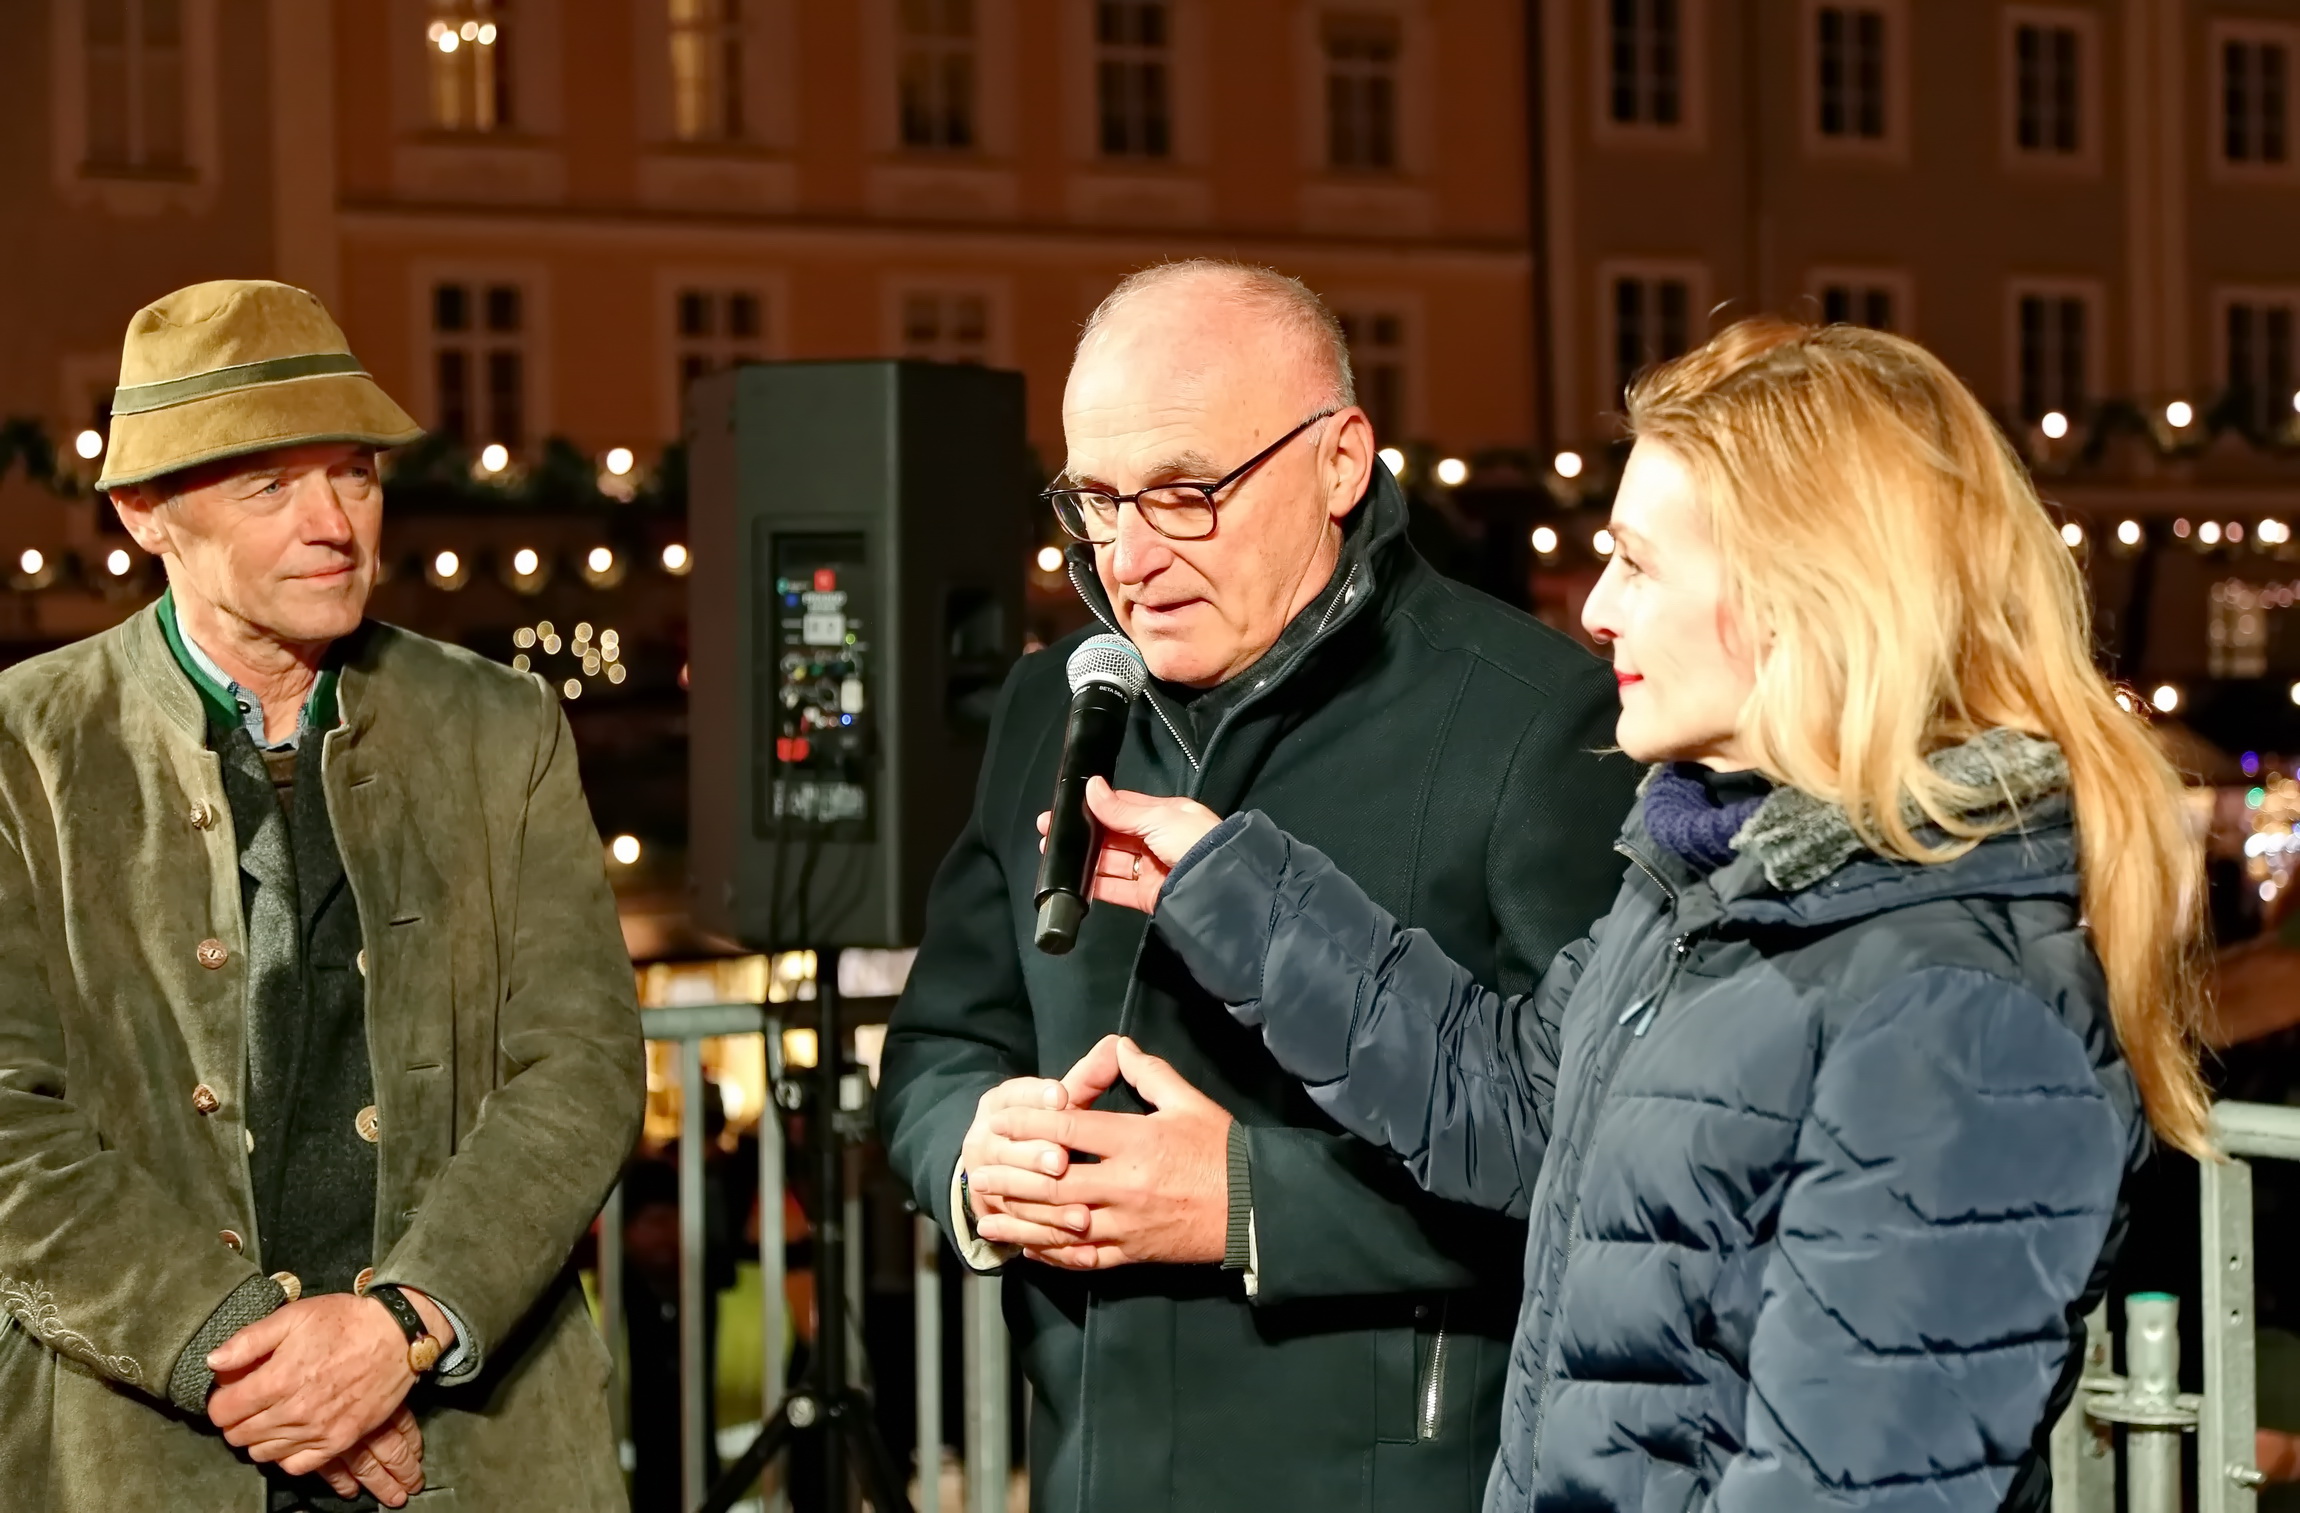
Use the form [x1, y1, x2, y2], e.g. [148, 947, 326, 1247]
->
[994, 318, 2207, 1511]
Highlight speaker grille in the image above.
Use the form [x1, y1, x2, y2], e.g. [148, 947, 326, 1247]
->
[1066, 632, 1149, 699]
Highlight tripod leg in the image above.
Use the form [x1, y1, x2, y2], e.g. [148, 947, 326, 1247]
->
[696, 1404, 802, 1513]
[834, 1390, 917, 1513]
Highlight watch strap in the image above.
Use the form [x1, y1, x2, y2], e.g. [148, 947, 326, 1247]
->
[368, 1284, 443, 1374]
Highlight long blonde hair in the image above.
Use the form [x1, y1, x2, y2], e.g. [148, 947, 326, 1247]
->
[1627, 317, 2210, 1155]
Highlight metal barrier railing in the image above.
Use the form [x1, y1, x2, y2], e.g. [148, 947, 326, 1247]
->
[610, 1003, 1012, 1513]
[2051, 1098, 2300, 1512]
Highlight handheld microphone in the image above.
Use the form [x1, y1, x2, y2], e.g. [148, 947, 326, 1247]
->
[1033, 632, 1151, 955]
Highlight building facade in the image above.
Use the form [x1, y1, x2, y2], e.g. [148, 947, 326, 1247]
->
[1534, 0, 2300, 735]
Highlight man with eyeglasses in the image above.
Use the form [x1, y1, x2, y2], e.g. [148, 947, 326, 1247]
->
[880, 260, 1638, 1512]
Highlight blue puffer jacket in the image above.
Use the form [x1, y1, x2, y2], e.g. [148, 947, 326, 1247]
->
[1153, 733, 2147, 1512]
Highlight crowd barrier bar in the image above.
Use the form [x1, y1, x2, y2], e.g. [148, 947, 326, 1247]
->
[616, 1003, 1008, 1513]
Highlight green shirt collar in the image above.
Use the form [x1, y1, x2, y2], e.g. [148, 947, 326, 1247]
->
[156, 588, 341, 749]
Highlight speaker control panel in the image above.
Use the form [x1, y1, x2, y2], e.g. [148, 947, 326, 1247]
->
[758, 531, 874, 838]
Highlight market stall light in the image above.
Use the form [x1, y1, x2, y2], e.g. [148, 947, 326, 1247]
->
[603, 447, 635, 477]
[18, 550, 42, 575]
[2117, 520, 2143, 547]
[512, 547, 540, 576]
[661, 542, 691, 574]
[1531, 525, 1559, 555]
[2060, 522, 2084, 548]
[478, 443, 509, 474]
[1593, 528, 1615, 557]
[2201, 522, 2223, 545]
[1035, 546, 1063, 573]
[587, 546, 614, 573]
[433, 550, 461, 580]
[105, 548, 131, 576]
[2150, 683, 2181, 713]
[1554, 451, 1585, 480]
[74, 429, 103, 460]
[1378, 447, 1406, 478]
[609, 834, 642, 866]
[2165, 400, 2194, 428]
[1435, 457, 1469, 487]
[2040, 411, 2070, 440]
[2262, 519, 2293, 545]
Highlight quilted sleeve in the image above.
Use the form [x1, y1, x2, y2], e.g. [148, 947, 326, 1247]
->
[1156, 810, 1593, 1218]
[1711, 966, 2130, 1512]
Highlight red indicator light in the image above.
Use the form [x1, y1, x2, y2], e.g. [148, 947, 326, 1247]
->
[812, 568, 836, 592]
[774, 737, 813, 763]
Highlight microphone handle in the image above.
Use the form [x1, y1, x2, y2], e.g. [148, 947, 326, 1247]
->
[1032, 683, 1133, 955]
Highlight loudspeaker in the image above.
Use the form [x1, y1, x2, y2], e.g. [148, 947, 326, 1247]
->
[687, 360, 1030, 950]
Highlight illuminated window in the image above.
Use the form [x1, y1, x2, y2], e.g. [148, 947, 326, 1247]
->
[670, 0, 746, 141]
[899, 0, 975, 150]
[2014, 288, 2090, 422]
[2012, 19, 2082, 156]
[1608, 0, 1681, 127]
[426, 0, 511, 133]
[2223, 32, 2292, 166]
[1814, 4, 1888, 141]
[83, 0, 186, 171]
[1324, 12, 1400, 171]
[674, 289, 765, 403]
[1337, 309, 1407, 444]
[1097, 1, 1171, 159]
[900, 292, 990, 364]
[2226, 297, 2298, 434]
[1613, 275, 1691, 402]
[433, 281, 527, 451]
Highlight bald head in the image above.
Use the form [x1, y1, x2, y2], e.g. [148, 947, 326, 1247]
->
[1059, 261, 1376, 689]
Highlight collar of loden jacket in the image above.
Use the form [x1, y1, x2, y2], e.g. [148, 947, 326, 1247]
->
[1619, 729, 2082, 932]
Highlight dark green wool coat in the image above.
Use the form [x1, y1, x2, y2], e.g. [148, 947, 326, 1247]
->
[879, 471, 1642, 1513]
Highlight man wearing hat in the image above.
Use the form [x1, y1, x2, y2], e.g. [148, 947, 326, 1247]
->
[0, 280, 644, 1510]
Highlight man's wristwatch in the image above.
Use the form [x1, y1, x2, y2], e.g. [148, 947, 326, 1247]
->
[367, 1284, 444, 1375]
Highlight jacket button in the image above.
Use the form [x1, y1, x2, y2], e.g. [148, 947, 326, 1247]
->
[271, 1271, 303, 1304]
[218, 1230, 242, 1253]
[188, 801, 216, 830]
[191, 1084, 220, 1115]
[195, 938, 229, 970]
[353, 1267, 376, 1296]
[355, 1105, 380, 1143]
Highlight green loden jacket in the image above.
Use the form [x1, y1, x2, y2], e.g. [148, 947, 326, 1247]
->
[0, 605, 644, 1512]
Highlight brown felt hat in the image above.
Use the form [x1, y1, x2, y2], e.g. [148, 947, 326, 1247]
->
[96, 280, 423, 492]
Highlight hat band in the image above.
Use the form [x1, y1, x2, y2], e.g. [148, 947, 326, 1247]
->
[109, 352, 371, 417]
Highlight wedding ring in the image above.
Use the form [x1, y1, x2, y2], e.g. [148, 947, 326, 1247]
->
[1131, 852, 1142, 880]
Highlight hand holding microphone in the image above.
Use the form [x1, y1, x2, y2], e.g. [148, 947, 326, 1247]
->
[1035, 779, 1220, 916]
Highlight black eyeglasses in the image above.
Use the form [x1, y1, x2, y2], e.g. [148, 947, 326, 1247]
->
[1042, 410, 1338, 544]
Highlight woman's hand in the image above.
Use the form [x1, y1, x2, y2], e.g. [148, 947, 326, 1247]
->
[1035, 778, 1221, 914]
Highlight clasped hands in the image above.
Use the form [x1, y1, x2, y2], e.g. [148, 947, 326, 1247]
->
[205, 1286, 456, 1507]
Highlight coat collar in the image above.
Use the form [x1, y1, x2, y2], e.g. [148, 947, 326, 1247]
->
[1618, 730, 2082, 931]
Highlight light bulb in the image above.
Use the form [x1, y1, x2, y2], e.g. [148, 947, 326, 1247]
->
[604, 447, 635, 477]
[2165, 400, 2194, 428]
[479, 442, 509, 473]
[2040, 411, 2069, 440]
[1035, 546, 1063, 573]
[1531, 526, 1559, 554]
[2117, 520, 2142, 547]
[433, 550, 461, 579]
[661, 542, 691, 573]
[513, 547, 540, 575]
[1593, 529, 1615, 557]
[17, 550, 43, 576]
[437, 29, 459, 53]
[2150, 683, 2180, 713]
[2201, 521, 2223, 545]
[74, 429, 104, 460]
[1553, 451, 1585, 479]
[105, 548, 131, 576]
[609, 834, 640, 866]
[1434, 457, 1469, 488]
[587, 546, 614, 573]
[2060, 522, 2084, 548]
[1377, 447, 1406, 478]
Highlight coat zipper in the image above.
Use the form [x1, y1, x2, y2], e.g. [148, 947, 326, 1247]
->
[1419, 1320, 1450, 1440]
[1527, 845, 1688, 1473]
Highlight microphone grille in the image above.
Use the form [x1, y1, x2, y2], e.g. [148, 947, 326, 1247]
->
[1066, 632, 1149, 700]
